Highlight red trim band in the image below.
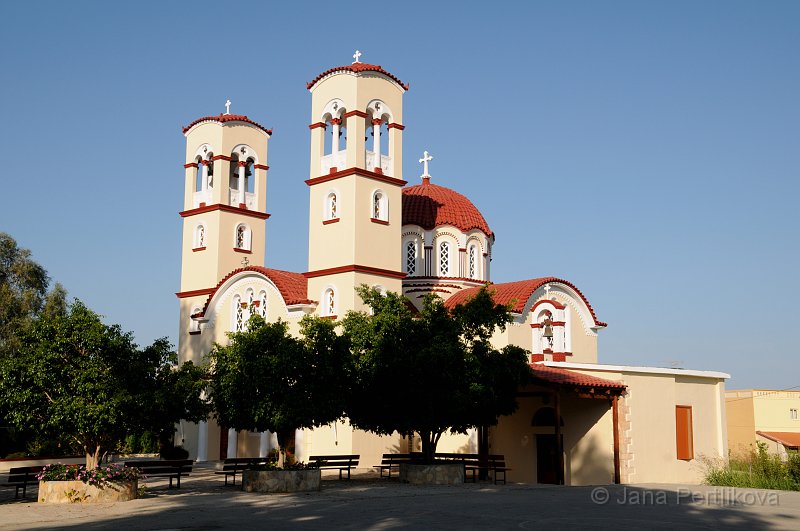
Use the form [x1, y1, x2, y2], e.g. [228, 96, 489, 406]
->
[344, 110, 368, 119]
[309, 122, 326, 130]
[253, 164, 269, 171]
[305, 167, 406, 187]
[323, 218, 340, 225]
[192, 246, 206, 252]
[184, 162, 198, 169]
[180, 204, 270, 220]
[233, 248, 252, 254]
[387, 123, 405, 130]
[530, 299, 567, 312]
[370, 218, 389, 225]
[211, 154, 234, 162]
[304, 264, 406, 280]
[176, 287, 216, 299]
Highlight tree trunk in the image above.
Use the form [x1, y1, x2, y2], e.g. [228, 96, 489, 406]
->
[85, 445, 101, 470]
[420, 431, 438, 463]
[275, 429, 296, 468]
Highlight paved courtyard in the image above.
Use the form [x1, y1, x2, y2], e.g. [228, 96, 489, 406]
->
[2, 464, 799, 530]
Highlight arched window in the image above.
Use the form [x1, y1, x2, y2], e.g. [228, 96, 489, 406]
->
[439, 241, 450, 276]
[195, 157, 203, 192]
[246, 158, 255, 193]
[194, 224, 206, 249]
[206, 153, 214, 185]
[229, 154, 240, 191]
[233, 295, 244, 332]
[372, 190, 388, 221]
[324, 287, 335, 316]
[326, 192, 338, 220]
[235, 224, 251, 251]
[405, 240, 417, 276]
[468, 244, 478, 279]
[259, 290, 267, 319]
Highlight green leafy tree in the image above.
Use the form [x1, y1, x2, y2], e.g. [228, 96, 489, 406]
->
[0, 301, 209, 468]
[207, 315, 350, 465]
[0, 232, 67, 357]
[344, 286, 530, 463]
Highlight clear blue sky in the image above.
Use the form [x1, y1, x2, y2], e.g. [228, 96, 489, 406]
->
[1, 1, 797, 390]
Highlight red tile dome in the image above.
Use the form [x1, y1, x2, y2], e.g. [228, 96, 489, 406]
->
[182, 114, 272, 135]
[402, 179, 493, 237]
[307, 63, 409, 91]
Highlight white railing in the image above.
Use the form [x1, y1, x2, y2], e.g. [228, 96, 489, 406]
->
[228, 189, 257, 210]
[321, 150, 346, 175]
[193, 190, 212, 208]
[366, 151, 392, 176]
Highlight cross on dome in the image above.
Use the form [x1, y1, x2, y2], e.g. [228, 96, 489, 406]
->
[419, 150, 433, 180]
[224, 99, 232, 115]
[352, 50, 362, 64]
[241, 257, 249, 267]
[544, 284, 551, 297]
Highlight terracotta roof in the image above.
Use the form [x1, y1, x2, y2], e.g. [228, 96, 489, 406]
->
[757, 431, 800, 449]
[199, 266, 312, 316]
[402, 180, 494, 237]
[307, 63, 409, 91]
[530, 363, 627, 390]
[444, 278, 606, 327]
[182, 114, 272, 135]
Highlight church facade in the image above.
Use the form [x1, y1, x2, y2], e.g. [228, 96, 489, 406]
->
[176, 55, 729, 485]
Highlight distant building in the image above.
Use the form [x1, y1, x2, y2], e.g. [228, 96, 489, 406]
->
[726, 389, 800, 459]
[175, 54, 729, 485]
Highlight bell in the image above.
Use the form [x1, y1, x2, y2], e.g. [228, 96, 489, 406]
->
[245, 166, 253, 178]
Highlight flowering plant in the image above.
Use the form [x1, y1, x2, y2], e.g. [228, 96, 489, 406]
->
[37, 463, 140, 487]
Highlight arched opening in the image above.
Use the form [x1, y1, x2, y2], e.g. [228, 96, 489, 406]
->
[194, 156, 203, 192]
[468, 244, 479, 279]
[233, 295, 243, 332]
[258, 290, 267, 319]
[194, 224, 206, 249]
[323, 287, 336, 316]
[372, 190, 388, 221]
[229, 153, 240, 191]
[326, 192, 338, 221]
[245, 158, 255, 194]
[235, 224, 251, 251]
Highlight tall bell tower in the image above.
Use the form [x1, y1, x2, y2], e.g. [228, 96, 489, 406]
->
[177, 105, 272, 361]
[305, 52, 409, 316]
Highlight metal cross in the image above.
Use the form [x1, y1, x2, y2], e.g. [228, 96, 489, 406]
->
[225, 99, 232, 115]
[241, 257, 249, 267]
[419, 151, 433, 178]
[544, 284, 551, 297]
[352, 50, 362, 64]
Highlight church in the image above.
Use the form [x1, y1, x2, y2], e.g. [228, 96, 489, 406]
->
[175, 54, 729, 485]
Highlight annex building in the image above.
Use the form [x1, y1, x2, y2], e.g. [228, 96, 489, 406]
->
[176, 54, 729, 485]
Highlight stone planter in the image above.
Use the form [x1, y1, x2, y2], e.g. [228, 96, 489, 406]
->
[38, 480, 137, 503]
[399, 462, 464, 485]
[242, 469, 321, 493]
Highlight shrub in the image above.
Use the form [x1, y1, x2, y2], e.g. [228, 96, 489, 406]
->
[703, 443, 800, 491]
[37, 463, 140, 487]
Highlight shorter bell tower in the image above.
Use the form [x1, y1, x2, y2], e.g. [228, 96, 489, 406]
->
[177, 104, 272, 359]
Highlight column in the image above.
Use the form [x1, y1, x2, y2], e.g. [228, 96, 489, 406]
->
[196, 420, 208, 462]
[372, 119, 382, 172]
[259, 431, 270, 458]
[237, 161, 246, 207]
[227, 428, 238, 459]
[330, 118, 341, 155]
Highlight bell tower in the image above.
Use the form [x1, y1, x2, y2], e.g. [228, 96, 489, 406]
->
[304, 53, 409, 316]
[177, 106, 272, 354]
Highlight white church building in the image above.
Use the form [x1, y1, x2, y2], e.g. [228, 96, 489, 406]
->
[175, 54, 729, 485]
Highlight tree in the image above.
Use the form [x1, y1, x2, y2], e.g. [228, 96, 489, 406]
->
[0, 301, 209, 468]
[0, 232, 67, 357]
[207, 315, 350, 465]
[343, 286, 530, 463]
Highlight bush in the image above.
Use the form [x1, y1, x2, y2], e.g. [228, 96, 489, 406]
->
[37, 463, 140, 487]
[703, 443, 800, 491]
[160, 446, 189, 460]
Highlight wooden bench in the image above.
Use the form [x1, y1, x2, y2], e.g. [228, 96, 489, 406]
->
[434, 453, 510, 484]
[214, 457, 276, 486]
[1, 466, 44, 499]
[308, 455, 360, 479]
[373, 453, 422, 479]
[124, 459, 193, 488]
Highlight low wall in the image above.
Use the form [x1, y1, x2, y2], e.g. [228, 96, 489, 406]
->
[38, 480, 137, 503]
[399, 463, 464, 485]
[0, 457, 84, 474]
[242, 469, 321, 493]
